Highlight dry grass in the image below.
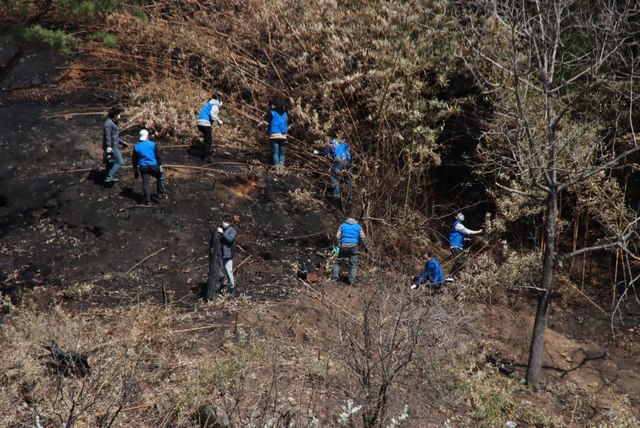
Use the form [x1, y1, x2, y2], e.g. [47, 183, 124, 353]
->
[0, 275, 478, 427]
[457, 251, 542, 302]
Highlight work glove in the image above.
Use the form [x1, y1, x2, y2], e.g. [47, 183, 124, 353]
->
[105, 147, 113, 154]
[313, 150, 319, 155]
[218, 119, 224, 125]
[134, 169, 140, 179]
[159, 166, 164, 174]
[217, 227, 224, 233]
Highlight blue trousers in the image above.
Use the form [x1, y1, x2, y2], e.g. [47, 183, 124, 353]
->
[106, 145, 123, 178]
[331, 162, 352, 197]
[271, 139, 286, 165]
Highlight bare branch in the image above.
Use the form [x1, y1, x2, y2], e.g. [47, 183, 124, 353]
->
[495, 182, 547, 198]
[559, 241, 622, 262]
[558, 145, 640, 191]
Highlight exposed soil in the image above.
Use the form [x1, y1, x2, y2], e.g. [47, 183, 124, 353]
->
[1, 44, 639, 426]
[476, 296, 640, 418]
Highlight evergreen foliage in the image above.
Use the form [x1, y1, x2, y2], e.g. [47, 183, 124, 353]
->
[4, 24, 79, 53]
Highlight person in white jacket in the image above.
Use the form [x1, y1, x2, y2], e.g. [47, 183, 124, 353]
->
[196, 94, 223, 163]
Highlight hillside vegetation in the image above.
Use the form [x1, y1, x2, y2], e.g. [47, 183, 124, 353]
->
[1, 1, 639, 427]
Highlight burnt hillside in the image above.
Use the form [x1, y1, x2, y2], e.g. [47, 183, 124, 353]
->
[1, 1, 639, 427]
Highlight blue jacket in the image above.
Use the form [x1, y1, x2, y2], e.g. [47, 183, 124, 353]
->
[336, 218, 367, 248]
[197, 99, 221, 126]
[320, 140, 351, 164]
[450, 220, 465, 248]
[332, 140, 351, 163]
[267, 110, 288, 135]
[341, 222, 361, 244]
[414, 258, 444, 286]
[133, 140, 161, 168]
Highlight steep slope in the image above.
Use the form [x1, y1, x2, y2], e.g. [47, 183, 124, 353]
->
[1, 36, 639, 428]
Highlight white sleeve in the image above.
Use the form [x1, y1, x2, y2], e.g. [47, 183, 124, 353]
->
[209, 104, 220, 123]
[455, 222, 472, 235]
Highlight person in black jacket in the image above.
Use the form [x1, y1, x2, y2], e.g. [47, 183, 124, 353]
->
[217, 215, 237, 295]
[103, 107, 128, 183]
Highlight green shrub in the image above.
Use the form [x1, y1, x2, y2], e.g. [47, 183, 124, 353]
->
[87, 30, 117, 48]
[0, 0, 146, 24]
[129, 7, 149, 23]
[6, 24, 79, 53]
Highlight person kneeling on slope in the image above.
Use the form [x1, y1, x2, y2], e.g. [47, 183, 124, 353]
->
[411, 250, 444, 290]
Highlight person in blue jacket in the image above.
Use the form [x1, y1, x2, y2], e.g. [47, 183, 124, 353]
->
[265, 100, 289, 175]
[332, 216, 368, 285]
[315, 134, 352, 198]
[449, 212, 482, 278]
[411, 251, 445, 289]
[132, 129, 165, 204]
[196, 94, 223, 163]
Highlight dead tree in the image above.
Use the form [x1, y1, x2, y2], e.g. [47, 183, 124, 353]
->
[206, 229, 222, 300]
[458, 0, 640, 390]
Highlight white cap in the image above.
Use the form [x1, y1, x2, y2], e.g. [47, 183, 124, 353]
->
[139, 129, 149, 141]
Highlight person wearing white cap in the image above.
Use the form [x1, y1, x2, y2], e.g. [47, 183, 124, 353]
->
[132, 129, 165, 204]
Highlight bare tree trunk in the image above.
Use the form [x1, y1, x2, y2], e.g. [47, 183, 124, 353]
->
[206, 229, 221, 300]
[526, 191, 557, 390]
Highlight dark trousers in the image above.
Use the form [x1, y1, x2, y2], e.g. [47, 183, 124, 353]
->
[140, 166, 164, 202]
[450, 246, 466, 276]
[413, 276, 444, 289]
[332, 246, 359, 284]
[197, 125, 213, 157]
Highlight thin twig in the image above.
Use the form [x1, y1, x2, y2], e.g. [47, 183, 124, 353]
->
[126, 247, 168, 274]
[233, 255, 252, 273]
[170, 324, 226, 334]
[565, 279, 608, 315]
[41, 111, 106, 118]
